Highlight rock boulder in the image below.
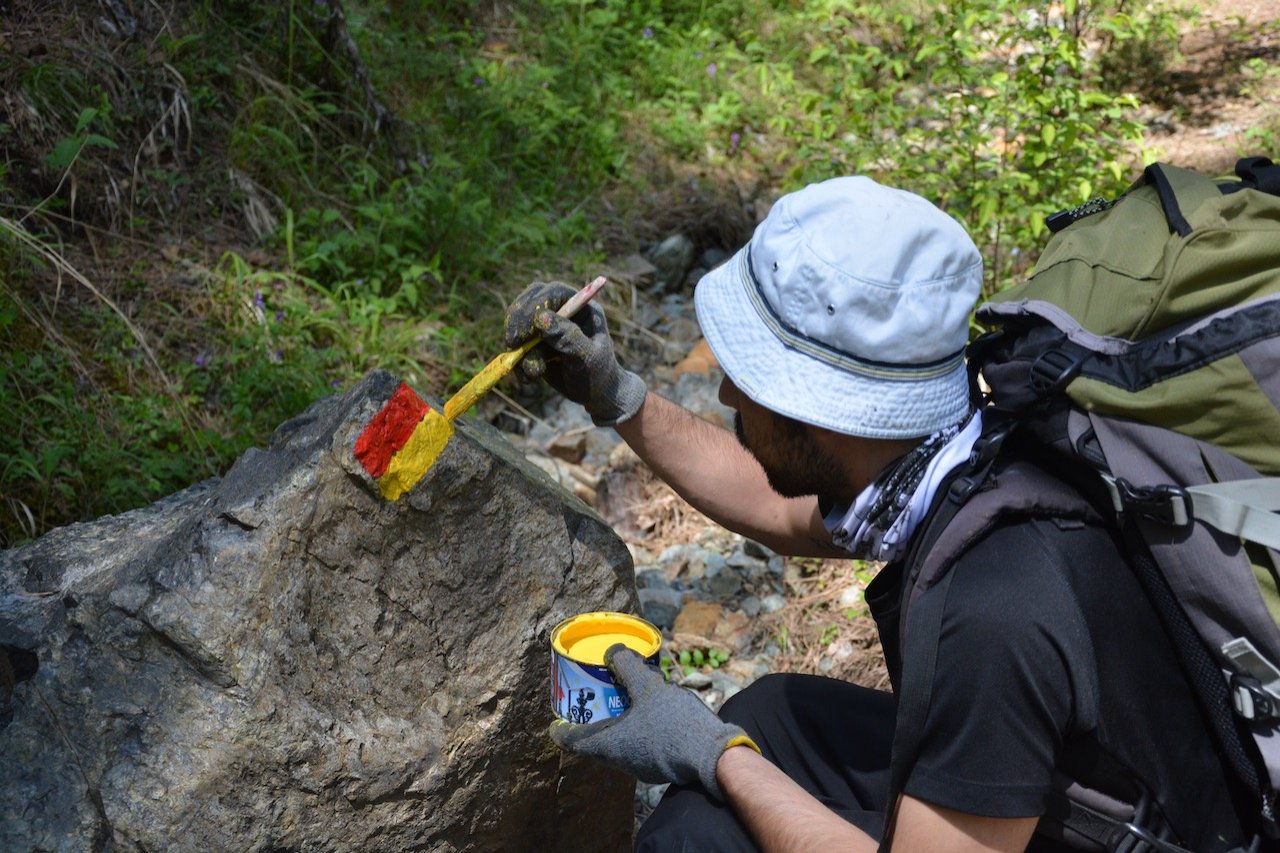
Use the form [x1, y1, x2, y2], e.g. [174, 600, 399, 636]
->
[0, 369, 637, 851]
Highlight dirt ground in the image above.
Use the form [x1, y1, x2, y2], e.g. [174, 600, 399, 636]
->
[1140, 0, 1280, 173]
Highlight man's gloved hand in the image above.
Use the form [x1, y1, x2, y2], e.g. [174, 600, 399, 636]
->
[504, 281, 647, 426]
[548, 644, 760, 801]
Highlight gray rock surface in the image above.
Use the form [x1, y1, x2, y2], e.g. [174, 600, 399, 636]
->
[0, 369, 636, 852]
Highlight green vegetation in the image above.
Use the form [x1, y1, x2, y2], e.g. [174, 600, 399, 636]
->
[661, 646, 732, 678]
[4, 0, 1269, 547]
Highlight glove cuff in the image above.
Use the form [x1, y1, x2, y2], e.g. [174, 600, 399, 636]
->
[699, 725, 760, 802]
[590, 369, 648, 427]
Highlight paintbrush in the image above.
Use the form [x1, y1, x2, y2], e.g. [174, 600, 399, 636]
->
[373, 276, 607, 500]
[442, 276, 607, 420]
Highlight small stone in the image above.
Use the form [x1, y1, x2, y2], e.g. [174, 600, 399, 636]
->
[642, 782, 669, 810]
[547, 432, 587, 464]
[739, 595, 762, 617]
[612, 253, 659, 288]
[636, 569, 670, 591]
[658, 543, 692, 567]
[760, 593, 786, 614]
[709, 671, 742, 700]
[638, 587, 683, 630]
[674, 600, 722, 638]
[706, 566, 743, 600]
[644, 234, 697, 294]
[681, 671, 712, 689]
[712, 611, 752, 652]
[658, 544, 698, 583]
[627, 542, 656, 567]
[633, 300, 663, 330]
[700, 247, 729, 269]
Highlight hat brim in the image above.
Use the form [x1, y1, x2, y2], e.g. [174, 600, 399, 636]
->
[694, 248, 973, 439]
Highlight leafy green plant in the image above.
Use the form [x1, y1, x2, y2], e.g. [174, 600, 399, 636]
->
[40, 103, 119, 173]
[661, 647, 731, 678]
[652, 0, 1162, 297]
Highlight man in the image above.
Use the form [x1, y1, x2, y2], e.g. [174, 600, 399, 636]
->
[504, 177, 1246, 850]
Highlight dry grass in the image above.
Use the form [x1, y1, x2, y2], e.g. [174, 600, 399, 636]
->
[759, 557, 891, 691]
[595, 455, 721, 550]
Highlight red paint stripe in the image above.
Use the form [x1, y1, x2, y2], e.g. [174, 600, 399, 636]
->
[354, 382, 429, 478]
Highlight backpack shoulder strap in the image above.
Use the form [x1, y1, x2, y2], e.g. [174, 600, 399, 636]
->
[881, 441, 1103, 848]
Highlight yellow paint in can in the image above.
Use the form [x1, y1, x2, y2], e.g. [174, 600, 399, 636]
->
[551, 611, 662, 666]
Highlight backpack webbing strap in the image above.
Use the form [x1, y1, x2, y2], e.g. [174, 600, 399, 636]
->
[1182, 479, 1280, 550]
[1144, 164, 1193, 237]
[1119, 519, 1280, 839]
[1185, 479, 1280, 553]
[1042, 790, 1198, 853]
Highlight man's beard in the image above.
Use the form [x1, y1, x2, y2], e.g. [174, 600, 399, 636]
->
[733, 412, 845, 499]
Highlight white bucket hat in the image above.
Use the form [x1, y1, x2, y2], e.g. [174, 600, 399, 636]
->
[694, 175, 982, 439]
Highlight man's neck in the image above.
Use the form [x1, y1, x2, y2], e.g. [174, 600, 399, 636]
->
[811, 429, 927, 505]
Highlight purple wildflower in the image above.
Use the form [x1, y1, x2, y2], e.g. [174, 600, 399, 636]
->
[642, 26, 653, 38]
[194, 354, 207, 367]
[706, 62, 717, 77]
[275, 310, 285, 322]
[330, 379, 341, 388]
[730, 131, 741, 153]
[254, 290, 265, 309]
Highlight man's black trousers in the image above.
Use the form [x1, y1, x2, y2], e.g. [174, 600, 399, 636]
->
[634, 672, 896, 851]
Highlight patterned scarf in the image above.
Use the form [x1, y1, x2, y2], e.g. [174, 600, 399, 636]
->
[824, 411, 984, 563]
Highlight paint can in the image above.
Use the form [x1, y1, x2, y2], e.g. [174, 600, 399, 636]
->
[550, 611, 662, 724]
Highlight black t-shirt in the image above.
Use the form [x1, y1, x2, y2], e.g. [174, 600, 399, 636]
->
[872, 513, 1248, 850]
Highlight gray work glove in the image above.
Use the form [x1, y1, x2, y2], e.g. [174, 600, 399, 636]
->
[504, 281, 647, 426]
[548, 645, 760, 801]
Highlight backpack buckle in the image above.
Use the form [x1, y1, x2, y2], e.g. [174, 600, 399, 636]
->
[1104, 477, 1192, 527]
[1029, 349, 1085, 396]
[1231, 672, 1278, 722]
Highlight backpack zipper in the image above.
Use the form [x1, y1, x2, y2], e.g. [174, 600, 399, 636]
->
[1046, 197, 1117, 233]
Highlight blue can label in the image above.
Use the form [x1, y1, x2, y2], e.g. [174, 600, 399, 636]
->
[551, 652, 659, 723]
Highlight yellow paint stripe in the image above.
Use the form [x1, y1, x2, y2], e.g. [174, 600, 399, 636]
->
[378, 410, 455, 500]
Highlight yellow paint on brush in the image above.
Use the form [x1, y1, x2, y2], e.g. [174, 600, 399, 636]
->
[551, 611, 662, 666]
[378, 411, 455, 500]
[442, 342, 536, 421]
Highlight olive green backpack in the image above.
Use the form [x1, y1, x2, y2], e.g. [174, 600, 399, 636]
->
[890, 157, 1280, 850]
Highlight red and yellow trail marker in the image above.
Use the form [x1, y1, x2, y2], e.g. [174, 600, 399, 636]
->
[355, 277, 608, 501]
[354, 382, 452, 500]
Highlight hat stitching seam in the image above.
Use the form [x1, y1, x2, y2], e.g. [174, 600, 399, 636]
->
[741, 248, 964, 379]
